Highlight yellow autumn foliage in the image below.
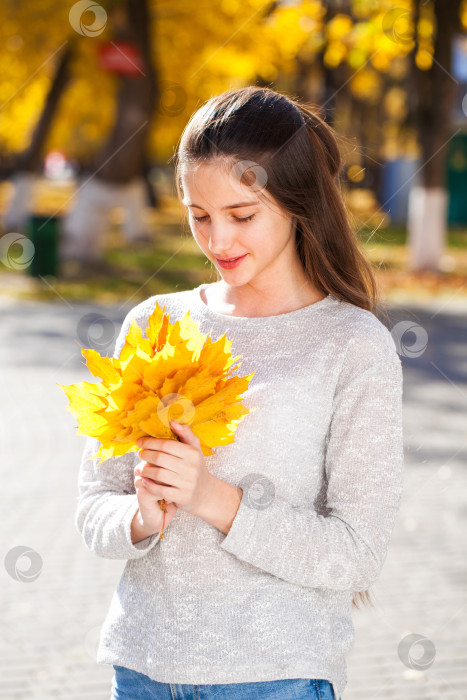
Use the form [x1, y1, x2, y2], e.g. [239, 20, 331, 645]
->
[58, 303, 255, 465]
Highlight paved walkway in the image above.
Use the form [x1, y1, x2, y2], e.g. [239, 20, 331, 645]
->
[0, 295, 466, 700]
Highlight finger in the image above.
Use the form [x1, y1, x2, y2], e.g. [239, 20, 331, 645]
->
[138, 463, 182, 488]
[135, 475, 166, 506]
[135, 462, 167, 483]
[138, 449, 181, 472]
[137, 437, 185, 458]
[140, 478, 179, 502]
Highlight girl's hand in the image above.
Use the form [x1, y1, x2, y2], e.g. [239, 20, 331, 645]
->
[133, 465, 179, 536]
[135, 420, 215, 517]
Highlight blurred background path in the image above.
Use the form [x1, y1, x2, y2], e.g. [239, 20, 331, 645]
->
[0, 294, 466, 700]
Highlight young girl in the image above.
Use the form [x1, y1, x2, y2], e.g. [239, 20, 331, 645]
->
[76, 86, 404, 700]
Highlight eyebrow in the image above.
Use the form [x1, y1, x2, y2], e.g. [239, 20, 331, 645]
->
[183, 200, 260, 210]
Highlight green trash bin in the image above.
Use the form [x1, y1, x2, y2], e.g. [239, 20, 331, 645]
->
[446, 131, 467, 225]
[26, 214, 60, 277]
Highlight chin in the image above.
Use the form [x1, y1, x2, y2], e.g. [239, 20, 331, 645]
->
[220, 275, 250, 288]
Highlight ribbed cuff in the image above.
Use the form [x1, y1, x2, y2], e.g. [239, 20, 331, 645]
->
[122, 494, 161, 557]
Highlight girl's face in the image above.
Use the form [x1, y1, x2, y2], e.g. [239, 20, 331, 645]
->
[181, 159, 300, 289]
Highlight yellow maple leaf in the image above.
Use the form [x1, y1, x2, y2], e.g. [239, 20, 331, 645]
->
[57, 302, 256, 466]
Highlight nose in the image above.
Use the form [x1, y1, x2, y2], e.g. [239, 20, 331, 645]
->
[207, 222, 237, 258]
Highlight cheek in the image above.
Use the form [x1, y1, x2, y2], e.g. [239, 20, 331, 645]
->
[196, 229, 210, 246]
[249, 225, 273, 251]
[190, 225, 204, 242]
[261, 220, 289, 248]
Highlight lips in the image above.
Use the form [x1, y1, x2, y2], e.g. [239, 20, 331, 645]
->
[217, 255, 245, 262]
[215, 253, 248, 269]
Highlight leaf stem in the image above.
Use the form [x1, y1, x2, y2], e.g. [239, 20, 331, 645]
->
[158, 498, 168, 538]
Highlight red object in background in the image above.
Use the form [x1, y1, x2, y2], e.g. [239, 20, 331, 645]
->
[98, 41, 145, 76]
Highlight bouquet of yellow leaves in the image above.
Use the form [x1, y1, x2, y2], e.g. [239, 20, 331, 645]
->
[58, 302, 255, 537]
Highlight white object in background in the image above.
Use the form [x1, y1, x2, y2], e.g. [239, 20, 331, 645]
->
[61, 177, 150, 262]
[407, 185, 448, 271]
[2, 172, 36, 233]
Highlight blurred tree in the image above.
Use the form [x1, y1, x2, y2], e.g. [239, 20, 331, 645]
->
[295, 0, 465, 271]
[0, 0, 326, 161]
[62, 0, 159, 262]
[405, 0, 463, 271]
[3, 42, 73, 233]
[1, 0, 465, 269]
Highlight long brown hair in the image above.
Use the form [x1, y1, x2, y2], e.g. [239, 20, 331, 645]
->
[173, 85, 387, 610]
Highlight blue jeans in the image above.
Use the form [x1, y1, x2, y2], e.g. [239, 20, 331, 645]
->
[111, 665, 341, 699]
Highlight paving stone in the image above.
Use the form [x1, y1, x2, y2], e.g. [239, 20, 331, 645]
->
[1, 297, 466, 699]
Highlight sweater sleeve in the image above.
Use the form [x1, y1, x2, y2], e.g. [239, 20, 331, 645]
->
[75, 307, 161, 560]
[219, 324, 405, 591]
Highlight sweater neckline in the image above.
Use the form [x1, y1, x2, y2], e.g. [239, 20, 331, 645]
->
[191, 283, 336, 324]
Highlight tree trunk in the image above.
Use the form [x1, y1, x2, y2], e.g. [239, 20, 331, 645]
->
[319, 0, 353, 124]
[61, 0, 158, 263]
[92, 2, 158, 182]
[407, 0, 461, 271]
[2, 43, 73, 233]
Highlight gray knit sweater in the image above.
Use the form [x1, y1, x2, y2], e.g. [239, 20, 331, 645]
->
[75, 282, 404, 700]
